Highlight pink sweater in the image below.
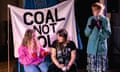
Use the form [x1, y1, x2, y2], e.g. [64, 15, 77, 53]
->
[18, 45, 44, 66]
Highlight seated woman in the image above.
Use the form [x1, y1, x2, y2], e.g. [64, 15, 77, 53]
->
[48, 28, 77, 72]
[18, 29, 49, 72]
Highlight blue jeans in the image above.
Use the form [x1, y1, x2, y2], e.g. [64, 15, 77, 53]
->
[24, 62, 48, 72]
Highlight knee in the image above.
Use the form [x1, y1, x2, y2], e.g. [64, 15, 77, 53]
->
[39, 62, 48, 72]
[24, 66, 39, 72]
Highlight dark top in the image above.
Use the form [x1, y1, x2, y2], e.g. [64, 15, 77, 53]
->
[51, 40, 76, 65]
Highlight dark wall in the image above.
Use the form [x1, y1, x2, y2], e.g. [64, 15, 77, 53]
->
[107, 0, 119, 13]
[0, 0, 20, 61]
[0, 21, 14, 61]
[0, 21, 8, 61]
[108, 0, 120, 69]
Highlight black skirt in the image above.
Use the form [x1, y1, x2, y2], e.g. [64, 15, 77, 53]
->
[48, 64, 77, 72]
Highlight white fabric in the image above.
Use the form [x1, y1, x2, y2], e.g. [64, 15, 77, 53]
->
[8, 0, 78, 57]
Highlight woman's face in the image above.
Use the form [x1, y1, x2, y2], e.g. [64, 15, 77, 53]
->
[92, 7, 103, 16]
[57, 34, 65, 43]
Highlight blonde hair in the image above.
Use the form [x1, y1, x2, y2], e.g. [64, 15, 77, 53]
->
[22, 29, 37, 49]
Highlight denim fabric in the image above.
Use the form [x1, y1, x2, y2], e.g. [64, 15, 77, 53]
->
[24, 62, 48, 72]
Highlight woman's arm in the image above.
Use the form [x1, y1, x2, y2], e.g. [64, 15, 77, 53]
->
[84, 17, 93, 37]
[99, 18, 111, 40]
[66, 50, 76, 70]
[51, 48, 64, 69]
[18, 46, 33, 66]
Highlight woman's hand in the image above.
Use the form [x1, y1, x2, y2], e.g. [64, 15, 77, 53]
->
[66, 65, 71, 70]
[40, 48, 50, 58]
[57, 64, 64, 69]
[66, 50, 76, 70]
[51, 48, 64, 69]
[32, 52, 37, 58]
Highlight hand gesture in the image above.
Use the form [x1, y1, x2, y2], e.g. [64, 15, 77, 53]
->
[88, 19, 96, 29]
[88, 19, 102, 30]
[96, 20, 102, 30]
[66, 65, 71, 71]
[32, 52, 37, 58]
[57, 64, 64, 69]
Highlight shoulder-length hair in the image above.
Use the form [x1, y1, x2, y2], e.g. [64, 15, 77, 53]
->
[21, 29, 35, 48]
[56, 28, 68, 50]
[57, 28, 68, 41]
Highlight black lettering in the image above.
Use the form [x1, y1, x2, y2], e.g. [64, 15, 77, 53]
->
[55, 8, 65, 21]
[33, 25, 42, 35]
[24, 12, 33, 25]
[38, 36, 47, 47]
[47, 35, 52, 47]
[34, 12, 44, 24]
[50, 23, 56, 33]
[46, 10, 55, 23]
[42, 25, 49, 34]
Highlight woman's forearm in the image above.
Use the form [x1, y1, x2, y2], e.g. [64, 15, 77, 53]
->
[51, 48, 60, 66]
[67, 50, 76, 66]
[51, 55, 60, 66]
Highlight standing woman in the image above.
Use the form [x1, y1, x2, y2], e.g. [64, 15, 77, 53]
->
[84, 2, 111, 72]
[48, 28, 77, 72]
[18, 29, 49, 72]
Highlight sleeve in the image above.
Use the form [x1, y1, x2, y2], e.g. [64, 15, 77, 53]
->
[99, 17, 111, 40]
[84, 16, 93, 37]
[51, 40, 57, 49]
[70, 41, 76, 51]
[18, 46, 33, 66]
[39, 46, 48, 58]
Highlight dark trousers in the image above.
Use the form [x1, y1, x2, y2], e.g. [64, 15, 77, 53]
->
[48, 64, 77, 72]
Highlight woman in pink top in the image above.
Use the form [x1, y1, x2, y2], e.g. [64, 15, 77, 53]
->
[18, 29, 49, 72]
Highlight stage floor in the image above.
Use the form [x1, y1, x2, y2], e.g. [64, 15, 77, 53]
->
[0, 60, 120, 72]
[0, 60, 16, 72]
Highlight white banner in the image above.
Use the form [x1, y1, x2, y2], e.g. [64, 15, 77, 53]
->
[8, 0, 78, 57]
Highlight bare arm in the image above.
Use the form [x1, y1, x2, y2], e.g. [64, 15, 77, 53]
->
[67, 50, 76, 70]
[51, 48, 64, 69]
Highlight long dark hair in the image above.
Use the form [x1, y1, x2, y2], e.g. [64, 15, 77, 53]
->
[56, 28, 68, 50]
[57, 28, 68, 41]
